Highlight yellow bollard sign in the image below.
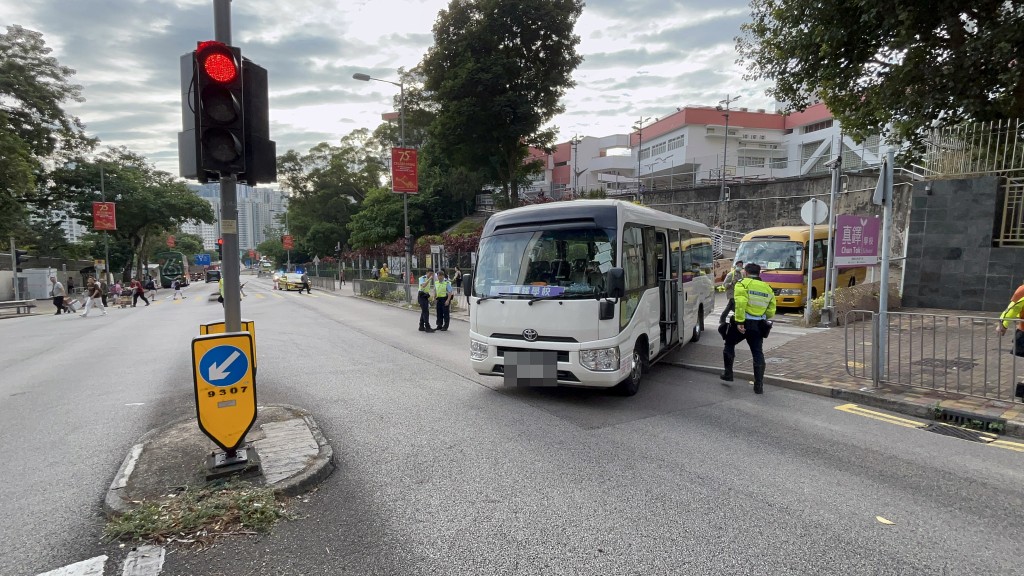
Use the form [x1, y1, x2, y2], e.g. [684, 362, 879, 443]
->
[192, 332, 257, 451]
[200, 319, 257, 372]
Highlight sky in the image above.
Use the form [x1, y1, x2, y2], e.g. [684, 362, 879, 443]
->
[2, 0, 772, 176]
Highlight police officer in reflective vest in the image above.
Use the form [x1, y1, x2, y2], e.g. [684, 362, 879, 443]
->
[434, 270, 453, 331]
[721, 262, 776, 394]
[418, 270, 436, 333]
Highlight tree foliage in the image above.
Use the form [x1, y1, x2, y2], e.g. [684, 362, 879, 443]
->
[738, 0, 1024, 154]
[48, 148, 215, 280]
[421, 0, 584, 206]
[0, 25, 94, 239]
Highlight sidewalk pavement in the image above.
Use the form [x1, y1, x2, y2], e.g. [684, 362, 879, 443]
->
[105, 405, 334, 517]
[668, 309, 1024, 439]
[342, 286, 1024, 439]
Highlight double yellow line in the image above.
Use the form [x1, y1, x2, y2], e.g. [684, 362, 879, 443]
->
[834, 403, 1024, 452]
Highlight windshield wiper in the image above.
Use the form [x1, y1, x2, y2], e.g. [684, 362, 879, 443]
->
[527, 292, 592, 305]
[476, 292, 524, 303]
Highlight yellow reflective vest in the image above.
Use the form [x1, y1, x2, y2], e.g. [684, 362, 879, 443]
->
[734, 277, 776, 322]
[435, 279, 451, 298]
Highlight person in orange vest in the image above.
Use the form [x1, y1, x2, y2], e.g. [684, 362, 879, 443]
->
[996, 283, 1024, 400]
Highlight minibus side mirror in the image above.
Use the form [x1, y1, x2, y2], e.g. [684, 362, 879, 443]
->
[463, 273, 473, 297]
[606, 268, 625, 299]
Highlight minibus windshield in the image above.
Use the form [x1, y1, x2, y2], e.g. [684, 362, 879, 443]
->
[734, 240, 803, 271]
[474, 228, 617, 298]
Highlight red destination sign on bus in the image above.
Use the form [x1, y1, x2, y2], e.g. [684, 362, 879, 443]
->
[92, 202, 117, 231]
[391, 147, 418, 194]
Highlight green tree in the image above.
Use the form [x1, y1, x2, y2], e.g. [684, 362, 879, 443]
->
[256, 237, 286, 267]
[0, 25, 94, 239]
[347, 188, 405, 249]
[421, 0, 584, 207]
[737, 0, 1024, 155]
[49, 148, 215, 280]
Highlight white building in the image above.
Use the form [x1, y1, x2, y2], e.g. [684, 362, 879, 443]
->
[185, 184, 287, 251]
[527, 103, 882, 197]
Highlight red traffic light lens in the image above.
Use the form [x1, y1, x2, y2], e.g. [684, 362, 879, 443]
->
[217, 238, 224, 246]
[203, 52, 237, 83]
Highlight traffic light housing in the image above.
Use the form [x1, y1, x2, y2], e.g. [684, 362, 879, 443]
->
[14, 249, 28, 271]
[195, 41, 245, 176]
[406, 235, 414, 255]
[217, 238, 224, 259]
[238, 59, 276, 186]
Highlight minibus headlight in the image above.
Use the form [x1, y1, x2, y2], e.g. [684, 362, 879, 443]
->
[777, 288, 802, 295]
[470, 339, 488, 361]
[580, 347, 619, 371]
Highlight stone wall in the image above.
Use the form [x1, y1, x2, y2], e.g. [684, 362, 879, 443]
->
[644, 173, 913, 262]
[902, 176, 1020, 312]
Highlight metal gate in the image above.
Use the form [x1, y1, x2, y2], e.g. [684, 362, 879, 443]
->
[845, 310, 1021, 402]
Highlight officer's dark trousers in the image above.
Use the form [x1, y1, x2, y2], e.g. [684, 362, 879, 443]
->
[418, 292, 431, 328]
[436, 299, 450, 329]
[723, 319, 765, 368]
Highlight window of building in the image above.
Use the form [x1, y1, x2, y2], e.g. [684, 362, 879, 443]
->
[667, 135, 685, 150]
[802, 119, 834, 134]
[554, 161, 568, 167]
[651, 142, 667, 156]
[640, 147, 651, 160]
[769, 157, 788, 169]
[737, 156, 766, 168]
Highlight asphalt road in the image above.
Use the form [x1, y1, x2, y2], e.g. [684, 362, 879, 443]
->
[3, 277, 1023, 575]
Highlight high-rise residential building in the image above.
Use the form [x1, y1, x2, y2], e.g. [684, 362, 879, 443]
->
[186, 183, 287, 251]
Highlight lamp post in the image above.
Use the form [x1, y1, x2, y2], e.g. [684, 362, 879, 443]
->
[570, 135, 581, 198]
[633, 117, 651, 203]
[715, 95, 740, 205]
[99, 166, 111, 284]
[353, 71, 410, 281]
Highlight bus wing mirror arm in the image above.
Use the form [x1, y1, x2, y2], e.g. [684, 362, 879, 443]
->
[605, 268, 625, 299]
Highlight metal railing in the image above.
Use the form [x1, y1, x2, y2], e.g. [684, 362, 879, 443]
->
[353, 279, 414, 304]
[922, 118, 1024, 178]
[845, 310, 1021, 402]
[308, 276, 337, 291]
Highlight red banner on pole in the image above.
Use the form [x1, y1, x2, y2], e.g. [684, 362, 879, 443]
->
[167, 235, 176, 248]
[92, 202, 117, 231]
[282, 235, 294, 250]
[391, 147, 418, 194]
[248, 249, 255, 258]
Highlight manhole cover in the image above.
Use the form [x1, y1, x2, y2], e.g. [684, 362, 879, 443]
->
[911, 358, 977, 371]
[922, 423, 993, 443]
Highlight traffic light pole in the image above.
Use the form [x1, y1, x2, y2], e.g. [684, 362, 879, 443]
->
[214, 0, 241, 333]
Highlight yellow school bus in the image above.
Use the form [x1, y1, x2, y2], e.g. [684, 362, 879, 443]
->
[733, 226, 866, 308]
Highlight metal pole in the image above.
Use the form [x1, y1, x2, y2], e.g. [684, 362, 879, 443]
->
[215, 0, 240, 333]
[721, 110, 729, 203]
[100, 166, 111, 285]
[804, 218, 815, 325]
[876, 149, 895, 380]
[821, 157, 840, 326]
[9, 237, 18, 300]
[400, 81, 411, 285]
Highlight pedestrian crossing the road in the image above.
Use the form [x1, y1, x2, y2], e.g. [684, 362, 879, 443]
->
[35, 546, 164, 576]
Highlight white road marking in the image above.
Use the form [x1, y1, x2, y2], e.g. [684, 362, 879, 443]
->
[36, 555, 106, 576]
[121, 545, 165, 575]
[115, 443, 145, 489]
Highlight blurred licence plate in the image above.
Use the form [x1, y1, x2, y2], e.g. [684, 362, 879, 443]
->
[503, 350, 557, 387]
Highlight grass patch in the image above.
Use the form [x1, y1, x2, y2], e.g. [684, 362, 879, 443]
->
[105, 481, 287, 545]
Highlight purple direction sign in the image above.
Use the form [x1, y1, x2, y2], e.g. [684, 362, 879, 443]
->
[835, 215, 880, 267]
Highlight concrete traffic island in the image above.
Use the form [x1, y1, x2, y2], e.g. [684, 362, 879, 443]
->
[104, 404, 334, 518]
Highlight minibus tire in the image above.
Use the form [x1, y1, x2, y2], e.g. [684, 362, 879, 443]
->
[691, 305, 704, 342]
[616, 339, 646, 396]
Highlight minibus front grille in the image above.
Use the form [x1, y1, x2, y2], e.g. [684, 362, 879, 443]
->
[491, 333, 578, 343]
[493, 365, 580, 382]
[496, 347, 570, 363]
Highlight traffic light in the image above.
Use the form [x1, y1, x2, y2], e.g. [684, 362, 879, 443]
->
[406, 235, 414, 255]
[195, 41, 245, 176]
[238, 59, 276, 186]
[217, 238, 224, 259]
[14, 249, 28, 271]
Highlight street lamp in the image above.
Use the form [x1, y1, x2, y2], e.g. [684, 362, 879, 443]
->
[98, 166, 111, 284]
[633, 117, 651, 203]
[570, 135, 582, 198]
[353, 71, 410, 281]
[716, 94, 740, 206]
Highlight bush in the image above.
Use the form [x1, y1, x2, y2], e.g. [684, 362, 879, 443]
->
[378, 274, 396, 283]
[386, 290, 406, 302]
[804, 281, 901, 326]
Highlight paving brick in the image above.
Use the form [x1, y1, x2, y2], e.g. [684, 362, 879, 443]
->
[255, 419, 320, 485]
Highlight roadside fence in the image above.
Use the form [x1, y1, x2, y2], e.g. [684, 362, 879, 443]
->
[845, 310, 1021, 402]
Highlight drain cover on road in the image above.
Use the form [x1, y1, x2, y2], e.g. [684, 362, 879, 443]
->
[922, 423, 994, 443]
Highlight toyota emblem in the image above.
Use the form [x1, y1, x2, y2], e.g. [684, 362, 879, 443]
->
[522, 329, 539, 342]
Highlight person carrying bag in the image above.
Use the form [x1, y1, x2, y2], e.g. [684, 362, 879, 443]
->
[995, 283, 1024, 400]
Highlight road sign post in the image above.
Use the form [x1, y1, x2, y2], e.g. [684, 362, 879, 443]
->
[800, 199, 829, 325]
[192, 332, 257, 469]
